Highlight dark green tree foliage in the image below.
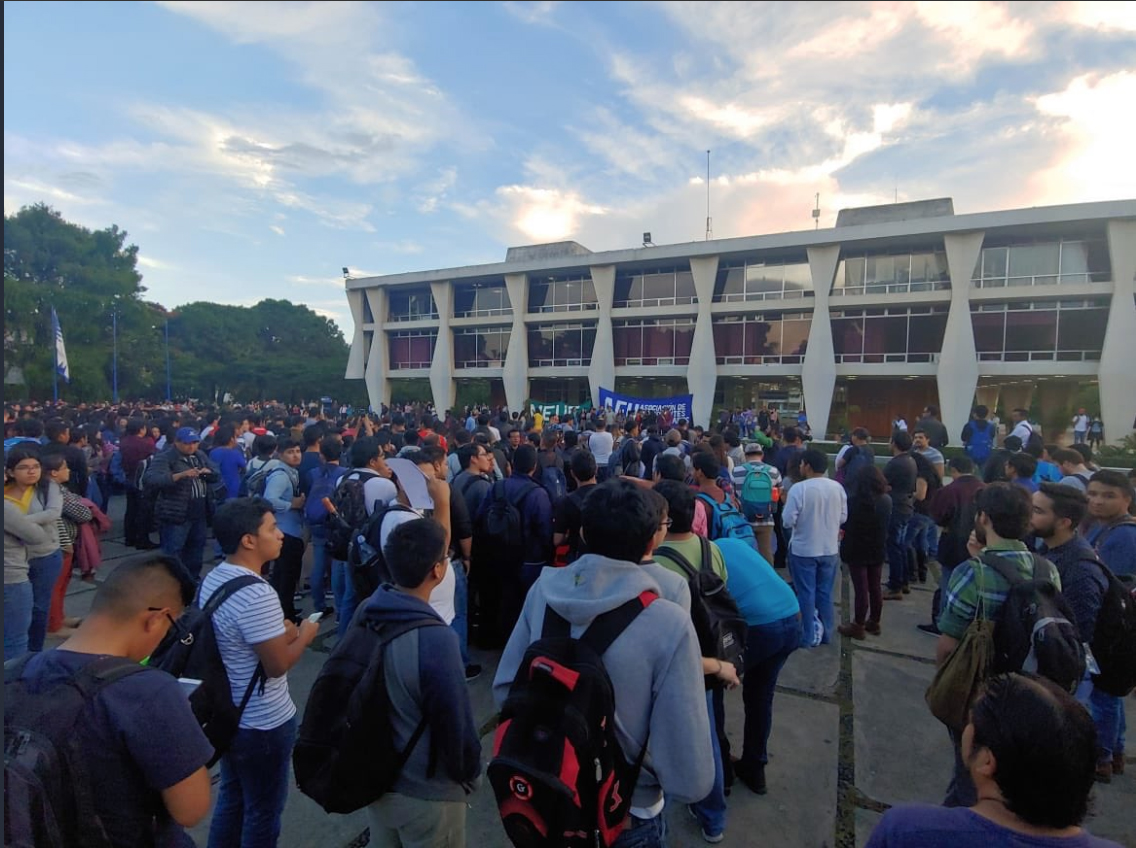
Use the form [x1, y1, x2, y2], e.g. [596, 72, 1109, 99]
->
[4, 204, 355, 403]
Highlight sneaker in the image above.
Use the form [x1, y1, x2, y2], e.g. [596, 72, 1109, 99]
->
[916, 623, 941, 636]
[734, 760, 768, 795]
[865, 621, 881, 635]
[293, 593, 305, 606]
[882, 590, 905, 601]
[464, 664, 482, 682]
[902, 584, 911, 594]
[687, 806, 724, 843]
[1113, 751, 1125, 776]
[1094, 762, 1112, 783]
[837, 622, 866, 640]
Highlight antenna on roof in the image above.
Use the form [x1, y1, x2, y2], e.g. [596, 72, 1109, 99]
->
[705, 150, 713, 241]
[811, 193, 820, 230]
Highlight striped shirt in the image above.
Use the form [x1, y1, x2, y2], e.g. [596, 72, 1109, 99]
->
[937, 541, 1062, 640]
[198, 563, 295, 731]
[730, 461, 782, 527]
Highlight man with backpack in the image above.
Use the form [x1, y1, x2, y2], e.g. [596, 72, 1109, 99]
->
[692, 451, 758, 551]
[1055, 448, 1094, 493]
[5, 552, 213, 847]
[553, 450, 600, 564]
[492, 480, 713, 848]
[731, 443, 782, 564]
[202, 497, 319, 848]
[347, 518, 481, 845]
[305, 436, 350, 622]
[782, 449, 848, 649]
[935, 483, 1067, 807]
[119, 417, 157, 549]
[961, 405, 996, 466]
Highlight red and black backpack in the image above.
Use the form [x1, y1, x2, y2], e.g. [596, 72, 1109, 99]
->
[489, 592, 657, 848]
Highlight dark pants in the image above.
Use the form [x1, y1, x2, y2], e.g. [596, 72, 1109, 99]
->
[124, 487, 145, 545]
[160, 515, 208, 582]
[886, 512, 913, 591]
[269, 534, 306, 622]
[741, 614, 800, 771]
[848, 562, 883, 625]
[772, 509, 788, 569]
[500, 562, 545, 644]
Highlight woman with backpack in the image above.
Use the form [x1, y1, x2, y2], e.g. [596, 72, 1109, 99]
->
[838, 466, 892, 639]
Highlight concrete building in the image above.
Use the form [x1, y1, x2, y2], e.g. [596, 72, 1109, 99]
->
[344, 198, 1136, 444]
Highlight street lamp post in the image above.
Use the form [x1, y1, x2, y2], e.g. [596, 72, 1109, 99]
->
[165, 317, 172, 402]
[112, 308, 119, 404]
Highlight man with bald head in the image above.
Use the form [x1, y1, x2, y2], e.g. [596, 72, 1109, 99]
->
[5, 552, 214, 846]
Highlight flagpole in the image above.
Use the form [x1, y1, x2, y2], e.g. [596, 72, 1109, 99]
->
[165, 318, 172, 402]
[53, 317, 59, 403]
[112, 308, 119, 404]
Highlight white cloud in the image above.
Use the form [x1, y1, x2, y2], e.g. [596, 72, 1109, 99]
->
[416, 167, 457, 213]
[269, 225, 285, 236]
[502, 1, 561, 24]
[137, 255, 176, 271]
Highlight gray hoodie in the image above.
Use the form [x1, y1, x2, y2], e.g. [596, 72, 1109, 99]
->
[5, 501, 50, 584]
[492, 554, 713, 811]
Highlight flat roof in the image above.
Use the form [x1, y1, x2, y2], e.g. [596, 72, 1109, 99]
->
[347, 198, 1136, 290]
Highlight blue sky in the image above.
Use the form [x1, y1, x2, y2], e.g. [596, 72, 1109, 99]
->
[5, 1, 1135, 337]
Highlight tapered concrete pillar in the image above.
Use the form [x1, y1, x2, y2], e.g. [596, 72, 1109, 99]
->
[588, 265, 616, 408]
[345, 289, 366, 380]
[687, 256, 720, 428]
[939, 232, 984, 446]
[362, 287, 389, 409]
[429, 281, 455, 413]
[1101, 219, 1136, 445]
[802, 245, 840, 439]
[502, 273, 529, 414]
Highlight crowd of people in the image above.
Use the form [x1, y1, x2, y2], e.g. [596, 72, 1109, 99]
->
[4, 397, 1132, 848]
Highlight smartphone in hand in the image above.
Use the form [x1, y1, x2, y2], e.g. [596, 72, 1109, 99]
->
[307, 611, 324, 624]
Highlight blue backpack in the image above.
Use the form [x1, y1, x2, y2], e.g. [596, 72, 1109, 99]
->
[696, 492, 757, 549]
[540, 463, 568, 507]
[966, 420, 995, 464]
[305, 465, 350, 526]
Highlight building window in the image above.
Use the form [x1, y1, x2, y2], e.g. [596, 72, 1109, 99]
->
[712, 312, 811, 364]
[388, 288, 438, 322]
[528, 274, 598, 313]
[833, 250, 950, 296]
[713, 259, 813, 302]
[388, 330, 437, 369]
[970, 298, 1108, 361]
[527, 322, 597, 366]
[453, 281, 512, 317]
[453, 326, 510, 368]
[831, 306, 949, 363]
[614, 265, 698, 308]
[612, 318, 695, 366]
[362, 296, 374, 324]
[971, 239, 1110, 288]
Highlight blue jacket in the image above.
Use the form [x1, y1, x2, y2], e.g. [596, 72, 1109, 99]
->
[503, 472, 554, 565]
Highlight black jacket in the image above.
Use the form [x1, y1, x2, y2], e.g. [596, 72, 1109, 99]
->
[841, 492, 892, 566]
[144, 446, 222, 525]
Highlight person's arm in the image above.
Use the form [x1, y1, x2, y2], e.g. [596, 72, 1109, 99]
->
[782, 486, 801, 530]
[4, 502, 50, 546]
[262, 470, 295, 514]
[936, 633, 959, 666]
[29, 481, 64, 524]
[914, 476, 928, 502]
[425, 476, 452, 552]
[419, 628, 482, 786]
[160, 766, 212, 827]
[253, 618, 320, 678]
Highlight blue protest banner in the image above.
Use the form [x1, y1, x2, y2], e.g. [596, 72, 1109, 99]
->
[597, 387, 693, 420]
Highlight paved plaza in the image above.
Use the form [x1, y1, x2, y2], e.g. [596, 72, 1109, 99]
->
[49, 504, 1136, 848]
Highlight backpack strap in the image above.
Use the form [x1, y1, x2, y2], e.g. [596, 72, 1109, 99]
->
[695, 492, 721, 536]
[653, 545, 699, 581]
[1094, 517, 1136, 551]
[978, 552, 1036, 587]
[541, 605, 571, 639]
[579, 592, 658, 657]
[697, 535, 715, 576]
[198, 574, 268, 711]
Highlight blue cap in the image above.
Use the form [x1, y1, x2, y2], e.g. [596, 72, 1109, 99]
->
[175, 427, 201, 443]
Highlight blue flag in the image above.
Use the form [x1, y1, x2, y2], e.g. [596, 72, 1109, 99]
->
[52, 307, 70, 383]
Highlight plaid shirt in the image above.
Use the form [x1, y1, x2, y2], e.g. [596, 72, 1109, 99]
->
[936, 541, 1062, 640]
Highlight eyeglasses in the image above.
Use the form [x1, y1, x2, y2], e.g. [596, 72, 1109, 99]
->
[659, 518, 673, 529]
[12, 464, 40, 472]
[148, 607, 193, 645]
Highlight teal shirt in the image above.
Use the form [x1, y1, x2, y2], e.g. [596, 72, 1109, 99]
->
[715, 538, 799, 626]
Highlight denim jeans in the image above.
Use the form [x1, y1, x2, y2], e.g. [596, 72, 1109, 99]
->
[160, 516, 208, 582]
[690, 689, 727, 837]
[1090, 687, 1127, 761]
[788, 553, 839, 648]
[452, 559, 470, 666]
[4, 581, 34, 661]
[27, 549, 64, 652]
[909, 513, 939, 559]
[309, 527, 330, 611]
[886, 512, 913, 591]
[741, 614, 800, 770]
[612, 812, 668, 848]
[208, 717, 297, 848]
[331, 559, 357, 638]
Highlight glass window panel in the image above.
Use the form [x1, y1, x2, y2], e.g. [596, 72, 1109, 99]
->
[482, 286, 509, 313]
[894, 255, 912, 286]
[972, 311, 1004, 352]
[613, 323, 642, 362]
[1056, 307, 1108, 352]
[715, 266, 744, 300]
[528, 282, 549, 312]
[675, 270, 696, 302]
[613, 275, 633, 305]
[1060, 242, 1089, 275]
[831, 316, 864, 356]
[1008, 243, 1059, 282]
[453, 286, 476, 317]
[782, 263, 812, 293]
[362, 297, 374, 324]
[1004, 307, 1057, 352]
[981, 247, 1008, 281]
[863, 315, 907, 355]
[747, 264, 783, 294]
[1086, 240, 1111, 281]
[453, 332, 477, 365]
[865, 255, 895, 287]
[750, 318, 778, 357]
[780, 316, 810, 358]
[909, 253, 929, 283]
[629, 274, 645, 304]
[581, 326, 596, 363]
[642, 272, 673, 304]
[845, 257, 865, 290]
[485, 330, 509, 362]
[908, 313, 948, 353]
[581, 278, 598, 306]
[674, 322, 694, 360]
[714, 321, 745, 359]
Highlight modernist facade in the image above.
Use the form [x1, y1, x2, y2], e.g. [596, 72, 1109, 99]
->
[344, 198, 1136, 444]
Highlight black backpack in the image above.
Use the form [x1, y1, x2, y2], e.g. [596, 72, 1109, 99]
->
[475, 479, 536, 572]
[347, 501, 420, 600]
[489, 594, 657, 848]
[4, 655, 147, 848]
[149, 575, 266, 766]
[654, 537, 747, 679]
[293, 610, 445, 814]
[325, 469, 380, 560]
[539, 463, 568, 508]
[981, 553, 1086, 693]
[1086, 556, 1136, 697]
[1023, 424, 1045, 456]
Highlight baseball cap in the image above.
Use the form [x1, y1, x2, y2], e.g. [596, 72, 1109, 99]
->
[744, 443, 764, 455]
[175, 426, 201, 443]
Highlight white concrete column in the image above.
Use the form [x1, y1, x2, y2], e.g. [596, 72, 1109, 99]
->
[687, 256, 720, 428]
[344, 289, 366, 380]
[587, 265, 616, 408]
[1101, 219, 1136, 445]
[362, 287, 389, 410]
[939, 232, 984, 446]
[429, 281, 455, 413]
[802, 245, 840, 439]
[502, 273, 529, 414]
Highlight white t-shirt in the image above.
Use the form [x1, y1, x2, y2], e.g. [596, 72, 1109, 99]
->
[782, 477, 848, 558]
[590, 431, 614, 465]
[1010, 421, 1034, 443]
[198, 563, 295, 731]
[1073, 414, 1089, 432]
[378, 508, 456, 624]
